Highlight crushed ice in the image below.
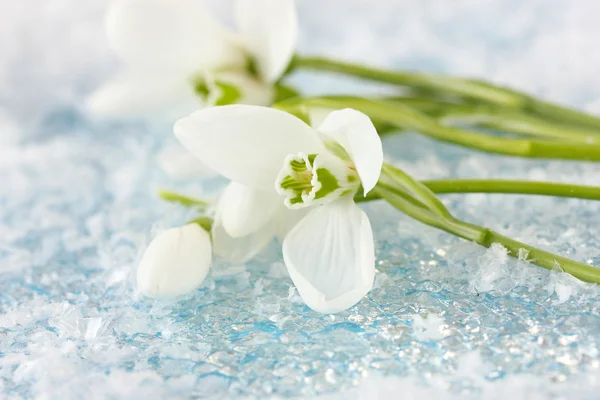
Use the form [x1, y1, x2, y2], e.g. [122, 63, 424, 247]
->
[3, 0, 600, 399]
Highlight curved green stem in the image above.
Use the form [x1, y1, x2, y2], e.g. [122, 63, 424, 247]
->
[291, 56, 524, 108]
[374, 184, 600, 284]
[382, 97, 599, 143]
[373, 181, 430, 210]
[381, 164, 452, 219]
[285, 97, 600, 161]
[291, 55, 600, 131]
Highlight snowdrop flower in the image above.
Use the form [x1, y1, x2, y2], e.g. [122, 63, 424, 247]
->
[137, 223, 212, 298]
[87, 0, 298, 118]
[175, 105, 383, 313]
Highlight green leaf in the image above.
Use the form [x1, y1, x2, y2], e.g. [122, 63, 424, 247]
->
[158, 189, 209, 210]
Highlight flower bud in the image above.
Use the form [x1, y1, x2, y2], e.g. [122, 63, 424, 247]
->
[137, 223, 212, 298]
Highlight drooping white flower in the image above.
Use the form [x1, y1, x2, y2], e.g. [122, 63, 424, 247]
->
[87, 0, 298, 118]
[137, 223, 212, 298]
[175, 105, 383, 313]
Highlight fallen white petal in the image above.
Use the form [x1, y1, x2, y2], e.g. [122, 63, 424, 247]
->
[235, 0, 298, 83]
[317, 108, 383, 194]
[174, 105, 323, 191]
[137, 224, 212, 298]
[282, 198, 375, 313]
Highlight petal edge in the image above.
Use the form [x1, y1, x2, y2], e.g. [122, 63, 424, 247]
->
[282, 199, 375, 313]
[234, 0, 298, 83]
[317, 109, 383, 195]
[174, 105, 323, 190]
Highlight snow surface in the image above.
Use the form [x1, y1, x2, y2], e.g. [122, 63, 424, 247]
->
[2, 0, 600, 399]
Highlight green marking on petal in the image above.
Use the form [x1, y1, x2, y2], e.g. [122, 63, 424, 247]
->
[275, 152, 361, 210]
[193, 79, 210, 98]
[314, 168, 341, 200]
[191, 76, 242, 106]
[290, 159, 308, 172]
[214, 81, 242, 106]
[280, 174, 312, 191]
[289, 194, 304, 205]
[246, 57, 259, 78]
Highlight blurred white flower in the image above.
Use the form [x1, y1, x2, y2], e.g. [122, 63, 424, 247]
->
[137, 223, 212, 298]
[175, 105, 382, 313]
[87, 0, 298, 118]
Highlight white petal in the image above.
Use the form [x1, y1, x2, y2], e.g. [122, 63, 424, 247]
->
[202, 71, 275, 107]
[274, 205, 309, 240]
[218, 182, 280, 238]
[212, 211, 275, 263]
[317, 109, 383, 194]
[234, 0, 298, 83]
[86, 73, 200, 119]
[282, 199, 375, 314]
[137, 224, 212, 298]
[308, 107, 334, 128]
[174, 105, 323, 190]
[208, 71, 274, 107]
[107, 0, 245, 74]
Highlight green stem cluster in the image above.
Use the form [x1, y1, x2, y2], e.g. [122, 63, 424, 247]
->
[291, 55, 600, 131]
[383, 96, 599, 143]
[374, 164, 600, 284]
[281, 96, 600, 161]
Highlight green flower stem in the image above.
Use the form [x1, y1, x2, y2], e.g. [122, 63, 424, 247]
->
[158, 189, 209, 210]
[357, 179, 600, 203]
[440, 110, 597, 143]
[373, 184, 481, 244]
[291, 56, 523, 107]
[285, 97, 600, 161]
[303, 94, 600, 143]
[371, 181, 430, 210]
[423, 179, 600, 200]
[374, 175, 600, 284]
[380, 164, 452, 219]
[382, 97, 599, 143]
[291, 55, 600, 130]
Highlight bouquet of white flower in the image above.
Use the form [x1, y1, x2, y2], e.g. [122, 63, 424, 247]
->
[89, 0, 600, 314]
